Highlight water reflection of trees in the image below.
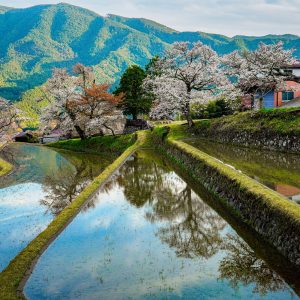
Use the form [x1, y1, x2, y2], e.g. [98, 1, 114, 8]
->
[118, 152, 226, 259]
[117, 151, 296, 297]
[41, 154, 111, 215]
[150, 186, 226, 259]
[116, 155, 165, 207]
[219, 233, 292, 297]
[41, 163, 90, 215]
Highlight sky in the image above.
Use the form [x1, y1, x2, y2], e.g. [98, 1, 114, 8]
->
[1, 0, 300, 37]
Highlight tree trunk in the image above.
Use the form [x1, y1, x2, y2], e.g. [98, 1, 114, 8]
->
[66, 108, 86, 140]
[186, 113, 194, 128]
[185, 90, 194, 128]
[103, 124, 115, 136]
[132, 113, 137, 120]
[250, 95, 255, 110]
[74, 125, 86, 140]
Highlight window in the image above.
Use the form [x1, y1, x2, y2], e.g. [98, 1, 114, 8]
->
[282, 91, 294, 102]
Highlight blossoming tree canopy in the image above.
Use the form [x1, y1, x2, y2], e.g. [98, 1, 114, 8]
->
[144, 41, 229, 127]
[69, 83, 124, 136]
[41, 66, 124, 140]
[0, 98, 16, 136]
[222, 42, 297, 108]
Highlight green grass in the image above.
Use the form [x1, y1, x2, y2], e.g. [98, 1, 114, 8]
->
[260, 107, 300, 113]
[47, 134, 136, 155]
[196, 109, 300, 135]
[0, 131, 148, 300]
[0, 157, 13, 177]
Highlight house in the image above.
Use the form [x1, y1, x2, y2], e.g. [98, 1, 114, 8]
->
[280, 61, 300, 79]
[264, 61, 300, 108]
[275, 184, 300, 203]
[242, 61, 300, 109]
[263, 80, 300, 109]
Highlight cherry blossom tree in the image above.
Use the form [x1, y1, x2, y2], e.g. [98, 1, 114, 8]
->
[73, 63, 95, 91]
[68, 83, 124, 136]
[41, 66, 124, 140]
[144, 42, 229, 127]
[223, 42, 296, 109]
[41, 68, 79, 136]
[0, 98, 16, 136]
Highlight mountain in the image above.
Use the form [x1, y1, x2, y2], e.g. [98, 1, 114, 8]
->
[0, 3, 299, 100]
[0, 6, 12, 14]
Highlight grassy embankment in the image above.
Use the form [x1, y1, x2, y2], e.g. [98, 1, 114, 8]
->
[0, 157, 13, 177]
[0, 131, 148, 300]
[194, 107, 300, 136]
[47, 134, 136, 155]
[0, 144, 13, 177]
[153, 121, 300, 219]
[186, 139, 300, 189]
[152, 122, 300, 266]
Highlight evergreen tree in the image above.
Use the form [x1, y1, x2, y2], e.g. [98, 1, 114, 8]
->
[115, 65, 151, 120]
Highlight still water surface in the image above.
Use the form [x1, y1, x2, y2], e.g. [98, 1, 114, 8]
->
[0, 143, 115, 271]
[24, 150, 300, 300]
[186, 139, 300, 202]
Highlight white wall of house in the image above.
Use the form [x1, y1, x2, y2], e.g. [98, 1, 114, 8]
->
[292, 69, 300, 77]
[42, 136, 61, 144]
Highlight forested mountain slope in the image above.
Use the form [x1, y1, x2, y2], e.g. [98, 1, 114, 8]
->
[0, 3, 299, 100]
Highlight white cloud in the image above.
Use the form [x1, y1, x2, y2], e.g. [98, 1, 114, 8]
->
[1, 0, 300, 36]
[0, 183, 44, 206]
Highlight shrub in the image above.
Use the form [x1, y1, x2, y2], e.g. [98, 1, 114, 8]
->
[191, 98, 233, 119]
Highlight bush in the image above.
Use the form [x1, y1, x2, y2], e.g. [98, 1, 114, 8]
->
[191, 98, 233, 119]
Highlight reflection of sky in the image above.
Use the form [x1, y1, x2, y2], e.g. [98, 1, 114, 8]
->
[0, 143, 111, 272]
[0, 183, 52, 271]
[25, 160, 295, 300]
[0, 143, 72, 271]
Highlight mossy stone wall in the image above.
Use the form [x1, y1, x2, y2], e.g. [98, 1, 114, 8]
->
[193, 109, 300, 153]
[196, 128, 300, 153]
[153, 129, 300, 267]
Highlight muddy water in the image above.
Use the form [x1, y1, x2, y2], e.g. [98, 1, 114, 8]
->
[24, 150, 300, 300]
[0, 143, 115, 271]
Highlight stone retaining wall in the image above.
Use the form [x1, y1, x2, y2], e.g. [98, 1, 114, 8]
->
[195, 127, 300, 153]
[154, 130, 300, 267]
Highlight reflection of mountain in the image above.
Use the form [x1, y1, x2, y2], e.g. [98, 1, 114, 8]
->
[0, 143, 72, 188]
[188, 139, 300, 197]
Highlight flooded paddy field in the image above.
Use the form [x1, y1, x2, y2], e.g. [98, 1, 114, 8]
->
[186, 139, 300, 202]
[0, 143, 115, 271]
[24, 150, 300, 300]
